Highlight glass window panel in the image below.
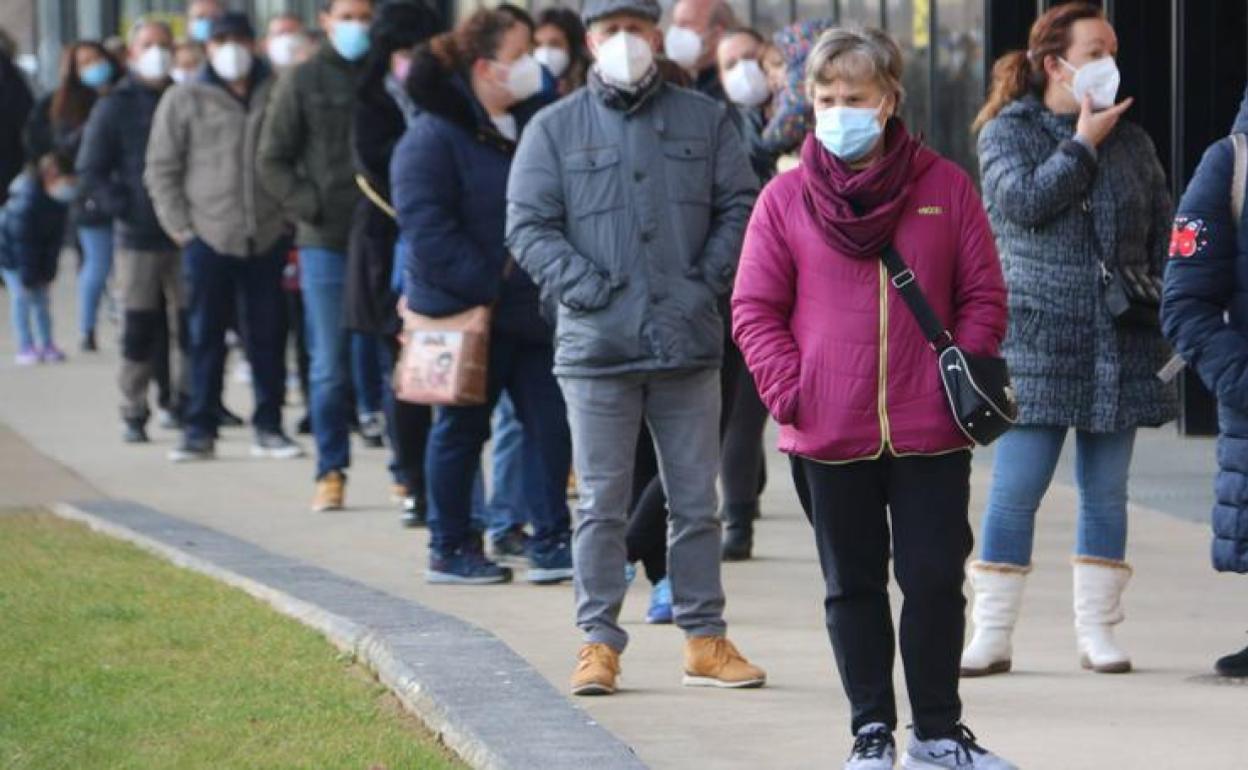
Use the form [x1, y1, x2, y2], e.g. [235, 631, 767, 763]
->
[795, 0, 833, 32]
[884, 0, 930, 144]
[752, 0, 792, 39]
[932, 0, 984, 177]
[838, 0, 881, 27]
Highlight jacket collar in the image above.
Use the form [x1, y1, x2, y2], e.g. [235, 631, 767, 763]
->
[1000, 94, 1078, 142]
[407, 47, 547, 151]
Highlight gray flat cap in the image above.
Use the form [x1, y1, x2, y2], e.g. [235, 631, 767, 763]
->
[581, 0, 662, 27]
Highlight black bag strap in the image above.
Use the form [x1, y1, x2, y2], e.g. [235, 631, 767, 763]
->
[881, 245, 954, 352]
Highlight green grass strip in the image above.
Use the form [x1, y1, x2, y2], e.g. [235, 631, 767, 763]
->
[0, 510, 463, 770]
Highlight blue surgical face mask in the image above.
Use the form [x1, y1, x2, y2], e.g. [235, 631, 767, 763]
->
[79, 60, 113, 90]
[814, 103, 886, 162]
[330, 19, 371, 62]
[189, 17, 214, 43]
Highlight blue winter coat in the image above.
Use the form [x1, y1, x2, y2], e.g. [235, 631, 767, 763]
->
[0, 171, 67, 287]
[390, 49, 549, 345]
[1163, 87, 1248, 574]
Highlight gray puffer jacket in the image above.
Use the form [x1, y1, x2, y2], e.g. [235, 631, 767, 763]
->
[144, 64, 285, 257]
[978, 95, 1176, 431]
[506, 81, 757, 378]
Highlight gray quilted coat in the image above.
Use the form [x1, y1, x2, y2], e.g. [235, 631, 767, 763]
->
[978, 96, 1176, 431]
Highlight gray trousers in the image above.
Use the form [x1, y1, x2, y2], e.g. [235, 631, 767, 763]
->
[115, 247, 187, 421]
[559, 368, 726, 652]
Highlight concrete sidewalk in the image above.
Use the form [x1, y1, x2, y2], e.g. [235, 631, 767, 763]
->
[2, 270, 1246, 768]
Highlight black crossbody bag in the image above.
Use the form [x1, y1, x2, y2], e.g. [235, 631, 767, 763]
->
[881, 245, 1019, 446]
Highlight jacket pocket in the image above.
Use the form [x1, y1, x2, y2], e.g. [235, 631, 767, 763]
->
[564, 146, 623, 217]
[661, 138, 711, 205]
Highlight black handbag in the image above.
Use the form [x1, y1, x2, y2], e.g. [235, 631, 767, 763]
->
[881, 245, 1019, 446]
[1082, 198, 1163, 329]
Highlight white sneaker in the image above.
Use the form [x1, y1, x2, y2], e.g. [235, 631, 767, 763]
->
[902, 725, 1017, 770]
[846, 723, 895, 769]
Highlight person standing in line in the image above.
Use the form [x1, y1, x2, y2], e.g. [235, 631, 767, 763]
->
[77, 18, 187, 445]
[507, 0, 765, 696]
[665, 0, 734, 100]
[171, 41, 206, 84]
[1162, 85, 1248, 679]
[186, 0, 225, 44]
[534, 8, 590, 95]
[0, 152, 77, 364]
[261, 12, 312, 72]
[392, 8, 572, 586]
[347, 0, 442, 526]
[0, 27, 34, 204]
[962, 3, 1176, 680]
[733, 26, 1014, 770]
[23, 41, 121, 353]
[259, 0, 375, 512]
[145, 11, 304, 464]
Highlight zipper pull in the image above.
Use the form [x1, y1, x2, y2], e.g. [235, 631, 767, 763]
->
[1099, 260, 1113, 284]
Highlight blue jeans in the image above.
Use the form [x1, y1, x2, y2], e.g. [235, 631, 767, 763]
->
[351, 331, 384, 416]
[980, 425, 1137, 566]
[425, 334, 571, 559]
[2, 268, 52, 350]
[298, 248, 350, 479]
[183, 239, 287, 440]
[77, 224, 114, 337]
[467, 393, 534, 539]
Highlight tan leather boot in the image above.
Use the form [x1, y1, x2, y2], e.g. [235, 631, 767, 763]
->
[311, 470, 346, 512]
[682, 636, 766, 688]
[571, 643, 620, 696]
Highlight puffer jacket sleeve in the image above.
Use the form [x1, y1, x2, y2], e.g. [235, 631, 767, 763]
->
[978, 115, 1096, 228]
[391, 120, 499, 309]
[1162, 139, 1248, 411]
[75, 97, 128, 220]
[257, 70, 320, 225]
[951, 170, 1008, 355]
[696, 108, 759, 296]
[732, 182, 801, 425]
[506, 117, 614, 313]
[143, 88, 194, 244]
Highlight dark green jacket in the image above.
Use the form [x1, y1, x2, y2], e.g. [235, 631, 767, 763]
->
[257, 44, 363, 253]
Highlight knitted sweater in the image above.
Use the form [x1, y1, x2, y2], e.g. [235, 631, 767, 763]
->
[977, 96, 1176, 431]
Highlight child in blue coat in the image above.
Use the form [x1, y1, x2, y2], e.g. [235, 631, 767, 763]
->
[0, 152, 75, 364]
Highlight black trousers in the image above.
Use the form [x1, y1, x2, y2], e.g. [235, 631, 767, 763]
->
[791, 451, 973, 739]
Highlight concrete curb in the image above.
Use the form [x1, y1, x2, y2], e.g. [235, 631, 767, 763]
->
[51, 499, 647, 770]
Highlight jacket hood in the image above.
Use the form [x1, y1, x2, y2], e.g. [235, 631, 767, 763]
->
[1234, 83, 1248, 134]
[407, 46, 549, 145]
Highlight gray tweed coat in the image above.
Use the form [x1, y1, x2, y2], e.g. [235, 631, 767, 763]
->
[978, 96, 1176, 432]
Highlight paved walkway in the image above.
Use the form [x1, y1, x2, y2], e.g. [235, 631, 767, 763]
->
[3, 271, 1246, 768]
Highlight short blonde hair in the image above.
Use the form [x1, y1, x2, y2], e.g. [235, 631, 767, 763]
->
[805, 27, 905, 108]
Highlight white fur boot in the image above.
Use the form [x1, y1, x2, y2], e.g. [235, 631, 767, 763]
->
[1073, 557, 1133, 674]
[960, 561, 1030, 677]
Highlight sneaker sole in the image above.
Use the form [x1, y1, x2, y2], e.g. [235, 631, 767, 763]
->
[169, 451, 215, 463]
[1080, 655, 1131, 674]
[960, 659, 1011, 677]
[901, 755, 949, 770]
[250, 446, 306, 460]
[489, 552, 530, 567]
[425, 570, 513, 585]
[527, 566, 574, 584]
[311, 502, 344, 512]
[681, 675, 766, 689]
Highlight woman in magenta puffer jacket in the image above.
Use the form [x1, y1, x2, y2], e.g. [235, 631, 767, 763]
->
[732, 27, 1012, 770]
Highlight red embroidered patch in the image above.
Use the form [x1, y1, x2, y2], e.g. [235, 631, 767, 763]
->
[1168, 218, 1206, 258]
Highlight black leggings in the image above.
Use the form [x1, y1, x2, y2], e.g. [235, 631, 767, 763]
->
[382, 335, 432, 497]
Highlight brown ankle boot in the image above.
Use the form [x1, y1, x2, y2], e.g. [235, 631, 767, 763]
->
[682, 636, 766, 689]
[571, 643, 620, 696]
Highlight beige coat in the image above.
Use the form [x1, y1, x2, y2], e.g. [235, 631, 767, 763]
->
[144, 69, 286, 257]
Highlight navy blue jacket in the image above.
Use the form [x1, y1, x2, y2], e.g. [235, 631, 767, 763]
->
[1163, 86, 1248, 573]
[0, 172, 67, 287]
[390, 49, 550, 344]
[75, 75, 174, 250]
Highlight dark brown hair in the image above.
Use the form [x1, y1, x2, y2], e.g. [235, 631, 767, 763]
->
[972, 2, 1104, 132]
[428, 9, 519, 73]
[50, 41, 116, 130]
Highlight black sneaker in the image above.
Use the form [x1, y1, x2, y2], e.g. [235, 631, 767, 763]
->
[358, 411, 385, 448]
[721, 503, 756, 562]
[80, 331, 97, 352]
[218, 404, 245, 428]
[122, 419, 149, 444]
[426, 550, 513, 585]
[401, 496, 427, 528]
[488, 525, 530, 566]
[251, 430, 305, 459]
[1215, 644, 1248, 678]
[169, 436, 215, 463]
[527, 539, 574, 585]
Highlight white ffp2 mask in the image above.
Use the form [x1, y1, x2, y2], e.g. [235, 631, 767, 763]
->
[595, 32, 654, 88]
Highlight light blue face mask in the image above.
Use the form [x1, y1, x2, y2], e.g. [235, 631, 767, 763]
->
[79, 60, 113, 90]
[330, 20, 371, 62]
[814, 103, 885, 162]
[189, 17, 213, 43]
